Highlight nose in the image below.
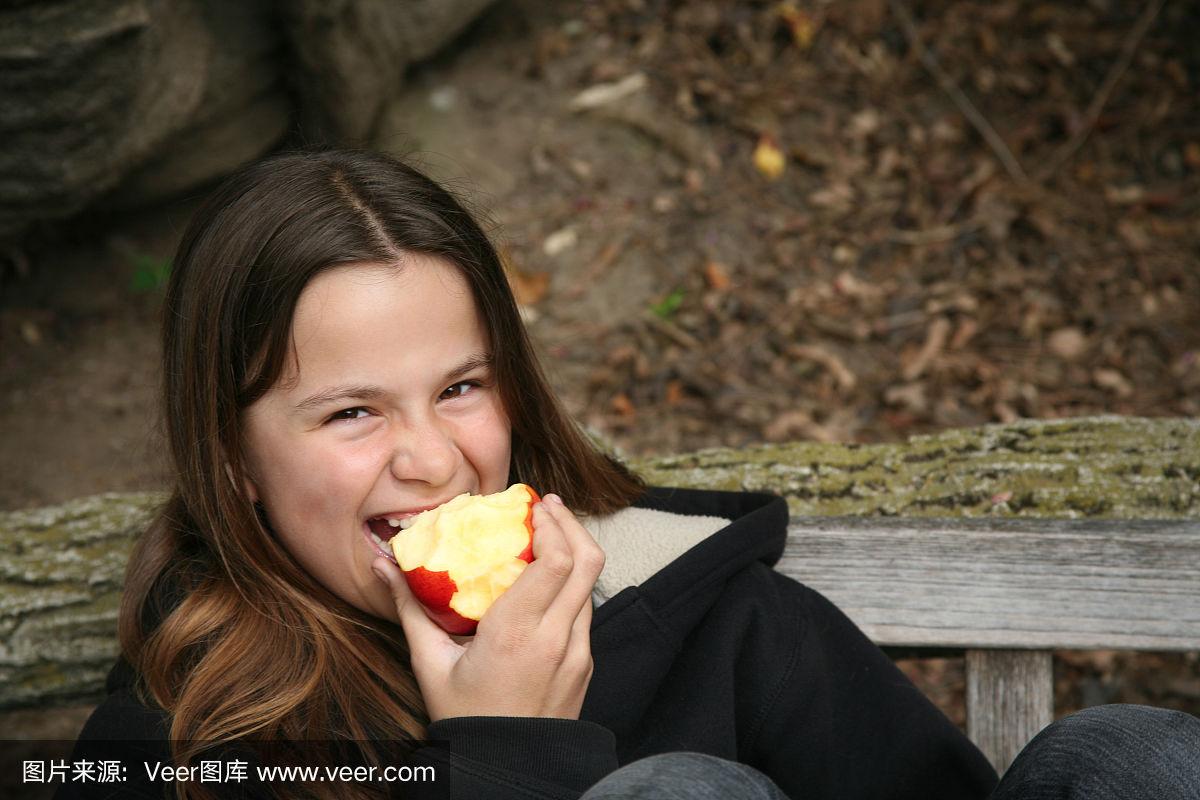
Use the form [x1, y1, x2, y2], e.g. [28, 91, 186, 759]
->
[388, 414, 462, 487]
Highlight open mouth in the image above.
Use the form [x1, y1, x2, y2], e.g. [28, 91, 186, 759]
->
[363, 514, 421, 562]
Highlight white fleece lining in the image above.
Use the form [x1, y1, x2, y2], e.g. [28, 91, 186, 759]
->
[580, 506, 731, 605]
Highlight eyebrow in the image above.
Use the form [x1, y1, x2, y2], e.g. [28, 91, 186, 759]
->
[291, 353, 494, 415]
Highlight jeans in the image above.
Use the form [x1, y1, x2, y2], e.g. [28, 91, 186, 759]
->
[579, 705, 1200, 800]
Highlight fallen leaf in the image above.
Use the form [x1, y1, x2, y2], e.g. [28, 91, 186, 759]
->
[808, 182, 854, 210]
[1117, 219, 1151, 252]
[1093, 368, 1133, 398]
[19, 320, 41, 345]
[1185, 142, 1200, 170]
[884, 382, 928, 414]
[788, 344, 857, 391]
[993, 400, 1019, 423]
[665, 379, 685, 406]
[1105, 184, 1145, 205]
[611, 392, 636, 418]
[901, 317, 952, 381]
[501, 249, 551, 306]
[949, 318, 979, 350]
[543, 227, 578, 257]
[1047, 327, 1088, 360]
[777, 2, 817, 49]
[568, 72, 648, 111]
[704, 260, 732, 291]
[753, 134, 786, 180]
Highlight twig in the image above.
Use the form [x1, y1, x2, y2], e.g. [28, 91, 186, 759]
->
[885, 221, 978, 245]
[889, 0, 1029, 184]
[1034, 0, 1165, 182]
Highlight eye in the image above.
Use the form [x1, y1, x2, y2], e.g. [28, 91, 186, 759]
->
[326, 407, 371, 423]
[440, 380, 481, 400]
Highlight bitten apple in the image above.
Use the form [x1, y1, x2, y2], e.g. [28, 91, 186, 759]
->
[390, 483, 539, 635]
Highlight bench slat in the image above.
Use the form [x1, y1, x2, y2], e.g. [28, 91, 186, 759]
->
[966, 649, 1053, 774]
[777, 517, 1200, 651]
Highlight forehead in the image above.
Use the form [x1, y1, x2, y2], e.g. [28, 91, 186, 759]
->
[282, 256, 486, 388]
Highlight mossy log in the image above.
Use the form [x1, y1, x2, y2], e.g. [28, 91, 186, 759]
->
[2, 416, 1197, 710]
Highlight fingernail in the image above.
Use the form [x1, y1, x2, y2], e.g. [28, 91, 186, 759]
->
[546, 493, 563, 505]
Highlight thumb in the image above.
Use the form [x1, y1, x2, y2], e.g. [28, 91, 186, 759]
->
[372, 557, 452, 662]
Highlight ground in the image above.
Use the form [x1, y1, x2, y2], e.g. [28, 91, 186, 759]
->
[1, 0, 1196, 736]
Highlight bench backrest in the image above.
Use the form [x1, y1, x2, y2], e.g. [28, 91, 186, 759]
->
[778, 516, 1200, 773]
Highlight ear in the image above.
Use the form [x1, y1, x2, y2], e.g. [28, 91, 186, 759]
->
[226, 462, 259, 503]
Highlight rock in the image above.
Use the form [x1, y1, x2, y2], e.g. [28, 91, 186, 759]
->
[0, 0, 214, 237]
[279, 0, 498, 143]
[0, 0, 498, 240]
[2, 416, 1197, 710]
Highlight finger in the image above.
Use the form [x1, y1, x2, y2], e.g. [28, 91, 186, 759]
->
[558, 594, 595, 713]
[537, 495, 605, 627]
[567, 588, 594, 648]
[372, 557, 454, 664]
[486, 502, 573, 622]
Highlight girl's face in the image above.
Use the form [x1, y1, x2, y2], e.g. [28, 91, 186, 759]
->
[241, 257, 512, 621]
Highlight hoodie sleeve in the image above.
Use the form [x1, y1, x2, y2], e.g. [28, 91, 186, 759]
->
[57, 689, 617, 800]
[743, 569, 999, 800]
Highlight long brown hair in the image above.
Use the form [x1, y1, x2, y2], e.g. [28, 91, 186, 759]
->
[120, 149, 644, 798]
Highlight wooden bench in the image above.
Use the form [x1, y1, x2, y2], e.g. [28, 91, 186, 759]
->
[778, 515, 1200, 773]
[3, 417, 1199, 776]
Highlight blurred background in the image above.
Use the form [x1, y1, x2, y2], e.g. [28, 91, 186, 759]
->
[1, 0, 1196, 743]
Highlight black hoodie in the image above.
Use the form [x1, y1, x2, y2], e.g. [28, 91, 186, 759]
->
[60, 487, 999, 799]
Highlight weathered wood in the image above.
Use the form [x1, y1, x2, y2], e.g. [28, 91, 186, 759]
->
[633, 415, 1200, 520]
[0, 494, 158, 710]
[966, 649, 1053, 774]
[2, 416, 1198, 713]
[776, 516, 1200, 651]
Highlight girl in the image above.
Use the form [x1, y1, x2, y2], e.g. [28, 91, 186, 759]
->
[64, 149, 1199, 800]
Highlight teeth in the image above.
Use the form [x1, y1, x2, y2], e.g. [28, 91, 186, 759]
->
[387, 518, 401, 528]
[400, 517, 415, 530]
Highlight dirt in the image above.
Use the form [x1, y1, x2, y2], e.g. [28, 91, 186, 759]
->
[1, 0, 1196, 739]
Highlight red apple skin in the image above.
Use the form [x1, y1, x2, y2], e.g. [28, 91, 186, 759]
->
[401, 485, 539, 635]
[403, 566, 479, 635]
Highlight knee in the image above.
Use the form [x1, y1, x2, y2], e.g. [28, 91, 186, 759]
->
[582, 752, 784, 800]
[1045, 703, 1200, 751]
[996, 704, 1200, 800]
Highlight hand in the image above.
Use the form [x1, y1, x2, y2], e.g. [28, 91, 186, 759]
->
[372, 493, 605, 722]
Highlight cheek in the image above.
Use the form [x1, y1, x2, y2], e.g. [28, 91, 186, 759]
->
[259, 439, 383, 522]
[461, 400, 512, 485]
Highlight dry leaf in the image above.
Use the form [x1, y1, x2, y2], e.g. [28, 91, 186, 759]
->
[568, 72, 648, 111]
[611, 392, 636, 418]
[901, 317, 952, 381]
[884, 382, 928, 414]
[1185, 142, 1200, 169]
[777, 2, 817, 49]
[1093, 368, 1133, 398]
[20, 320, 42, 345]
[949, 318, 979, 350]
[788, 344, 857, 391]
[1047, 327, 1088, 360]
[501, 249, 551, 306]
[1117, 219, 1151, 252]
[665, 379, 685, 406]
[543, 227, 578, 256]
[704, 260, 732, 291]
[808, 182, 854, 210]
[753, 134, 786, 180]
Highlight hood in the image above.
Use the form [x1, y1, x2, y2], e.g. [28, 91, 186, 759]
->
[586, 486, 789, 619]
